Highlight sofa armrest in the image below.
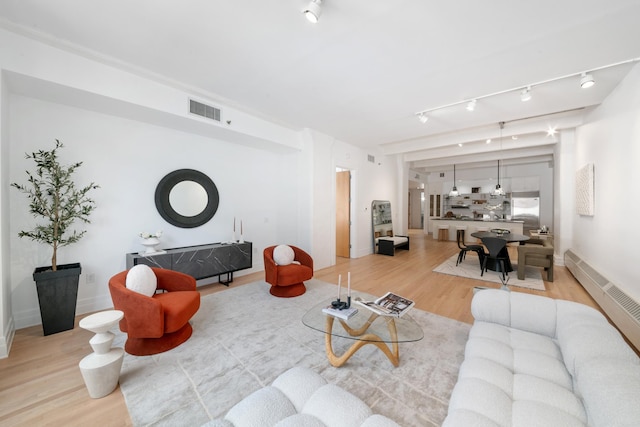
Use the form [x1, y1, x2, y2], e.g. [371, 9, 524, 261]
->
[518, 244, 554, 257]
[108, 279, 164, 338]
[263, 246, 278, 285]
[291, 246, 314, 271]
[152, 267, 197, 292]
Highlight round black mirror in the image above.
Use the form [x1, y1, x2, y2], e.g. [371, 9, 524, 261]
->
[155, 169, 219, 228]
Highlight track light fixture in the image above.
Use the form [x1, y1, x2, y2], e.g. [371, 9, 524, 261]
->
[466, 99, 476, 111]
[303, 0, 323, 23]
[580, 72, 595, 89]
[418, 112, 428, 123]
[449, 164, 459, 197]
[414, 57, 639, 118]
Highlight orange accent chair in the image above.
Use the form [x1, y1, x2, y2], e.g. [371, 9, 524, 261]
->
[108, 267, 200, 356]
[264, 245, 314, 297]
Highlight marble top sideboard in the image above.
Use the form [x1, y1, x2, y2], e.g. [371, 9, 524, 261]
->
[126, 242, 252, 285]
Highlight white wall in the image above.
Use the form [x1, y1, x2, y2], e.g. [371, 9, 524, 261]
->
[0, 71, 14, 357]
[7, 95, 303, 329]
[0, 27, 400, 346]
[309, 130, 401, 265]
[573, 63, 640, 302]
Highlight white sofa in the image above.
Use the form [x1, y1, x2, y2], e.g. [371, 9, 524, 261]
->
[203, 366, 399, 427]
[443, 289, 640, 427]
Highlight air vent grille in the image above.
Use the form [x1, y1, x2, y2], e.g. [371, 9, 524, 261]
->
[565, 249, 640, 350]
[367, 154, 375, 163]
[565, 249, 580, 263]
[580, 261, 609, 288]
[608, 285, 640, 323]
[189, 99, 221, 122]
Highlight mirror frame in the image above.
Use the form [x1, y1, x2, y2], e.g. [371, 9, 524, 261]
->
[155, 169, 219, 228]
[371, 200, 393, 250]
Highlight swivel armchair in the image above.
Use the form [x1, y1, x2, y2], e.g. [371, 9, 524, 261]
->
[108, 267, 200, 356]
[264, 245, 314, 297]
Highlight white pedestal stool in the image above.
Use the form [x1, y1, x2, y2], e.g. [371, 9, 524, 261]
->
[79, 310, 125, 398]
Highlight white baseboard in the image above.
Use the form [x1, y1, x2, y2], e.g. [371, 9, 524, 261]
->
[0, 316, 16, 359]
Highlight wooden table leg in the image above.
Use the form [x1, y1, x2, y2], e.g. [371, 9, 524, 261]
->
[324, 315, 400, 367]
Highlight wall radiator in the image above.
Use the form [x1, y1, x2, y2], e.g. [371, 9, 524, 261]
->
[565, 249, 640, 350]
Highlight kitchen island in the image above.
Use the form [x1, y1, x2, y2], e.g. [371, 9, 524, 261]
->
[431, 218, 524, 242]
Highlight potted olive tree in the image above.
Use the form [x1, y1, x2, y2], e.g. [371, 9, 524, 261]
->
[11, 139, 99, 335]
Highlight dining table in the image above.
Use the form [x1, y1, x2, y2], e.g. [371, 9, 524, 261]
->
[470, 230, 530, 273]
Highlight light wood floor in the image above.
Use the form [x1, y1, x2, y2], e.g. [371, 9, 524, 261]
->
[0, 230, 611, 426]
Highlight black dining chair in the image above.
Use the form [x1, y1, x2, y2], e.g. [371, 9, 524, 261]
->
[480, 237, 509, 282]
[456, 229, 484, 269]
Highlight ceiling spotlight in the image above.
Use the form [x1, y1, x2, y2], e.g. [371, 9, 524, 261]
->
[512, 135, 518, 140]
[303, 0, 323, 23]
[520, 86, 532, 102]
[458, 143, 463, 147]
[547, 126, 558, 137]
[580, 72, 595, 89]
[466, 99, 476, 111]
[418, 113, 428, 123]
[486, 139, 491, 144]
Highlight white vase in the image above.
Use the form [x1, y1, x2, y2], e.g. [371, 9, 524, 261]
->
[141, 237, 160, 254]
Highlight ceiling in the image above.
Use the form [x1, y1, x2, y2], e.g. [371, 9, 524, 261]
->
[1, 0, 639, 175]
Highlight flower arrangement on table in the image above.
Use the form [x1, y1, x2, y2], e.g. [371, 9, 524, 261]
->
[139, 231, 163, 239]
[138, 231, 164, 254]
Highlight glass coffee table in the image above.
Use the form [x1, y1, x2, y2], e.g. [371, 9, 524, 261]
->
[302, 293, 424, 367]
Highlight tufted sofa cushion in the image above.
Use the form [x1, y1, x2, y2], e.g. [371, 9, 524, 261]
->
[202, 367, 400, 427]
[443, 289, 640, 427]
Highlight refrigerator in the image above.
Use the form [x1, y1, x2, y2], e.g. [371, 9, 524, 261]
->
[511, 191, 540, 235]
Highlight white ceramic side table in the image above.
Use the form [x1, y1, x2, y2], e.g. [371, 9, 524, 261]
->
[79, 310, 125, 398]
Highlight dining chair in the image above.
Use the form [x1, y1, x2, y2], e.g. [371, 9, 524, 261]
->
[480, 237, 509, 282]
[456, 229, 484, 269]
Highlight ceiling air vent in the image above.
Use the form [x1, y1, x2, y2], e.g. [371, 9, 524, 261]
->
[189, 99, 221, 122]
[367, 154, 375, 163]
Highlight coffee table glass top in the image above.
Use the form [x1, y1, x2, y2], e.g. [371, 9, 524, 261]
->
[302, 292, 424, 343]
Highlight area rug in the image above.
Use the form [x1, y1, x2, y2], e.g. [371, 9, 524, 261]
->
[433, 253, 546, 291]
[114, 279, 470, 427]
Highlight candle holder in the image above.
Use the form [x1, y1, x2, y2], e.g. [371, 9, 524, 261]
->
[331, 296, 351, 310]
[331, 299, 347, 310]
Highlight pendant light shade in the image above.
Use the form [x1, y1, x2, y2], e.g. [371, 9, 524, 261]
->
[493, 122, 505, 196]
[493, 159, 505, 196]
[449, 164, 459, 197]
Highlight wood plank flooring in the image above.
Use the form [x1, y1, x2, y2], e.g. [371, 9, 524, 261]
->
[0, 230, 615, 426]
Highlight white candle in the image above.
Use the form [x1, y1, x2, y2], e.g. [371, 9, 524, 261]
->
[337, 274, 342, 300]
[233, 217, 236, 232]
[347, 272, 351, 297]
[241, 220, 243, 235]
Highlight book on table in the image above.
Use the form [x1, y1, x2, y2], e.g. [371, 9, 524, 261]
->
[353, 292, 415, 318]
[322, 305, 358, 320]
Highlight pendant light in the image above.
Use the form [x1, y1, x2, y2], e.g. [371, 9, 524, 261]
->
[493, 122, 505, 196]
[449, 164, 459, 197]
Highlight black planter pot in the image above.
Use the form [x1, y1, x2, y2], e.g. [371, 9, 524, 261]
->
[33, 263, 81, 336]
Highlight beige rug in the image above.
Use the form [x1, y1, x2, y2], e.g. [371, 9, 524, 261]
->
[115, 279, 470, 427]
[433, 253, 546, 291]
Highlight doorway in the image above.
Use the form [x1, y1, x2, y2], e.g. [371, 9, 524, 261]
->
[336, 170, 350, 258]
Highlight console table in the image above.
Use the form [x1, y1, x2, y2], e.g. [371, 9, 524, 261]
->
[126, 242, 252, 285]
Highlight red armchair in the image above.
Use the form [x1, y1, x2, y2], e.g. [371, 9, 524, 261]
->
[108, 267, 200, 356]
[264, 245, 313, 297]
